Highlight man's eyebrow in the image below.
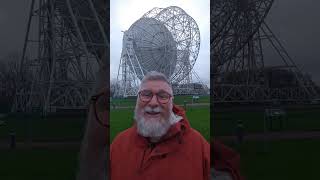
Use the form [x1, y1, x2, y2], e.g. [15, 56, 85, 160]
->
[140, 89, 171, 94]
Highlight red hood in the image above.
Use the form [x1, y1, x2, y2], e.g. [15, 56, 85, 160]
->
[161, 104, 190, 140]
[212, 140, 244, 180]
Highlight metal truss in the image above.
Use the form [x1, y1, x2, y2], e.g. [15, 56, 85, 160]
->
[173, 69, 209, 95]
[211, 0, 319, 103]
[12, 0, 107, 114]
[115, 31, 143, 97]
[143, 6, 201, 84]
[213, 84, 317, 103]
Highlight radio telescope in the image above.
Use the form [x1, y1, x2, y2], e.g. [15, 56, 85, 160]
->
[116, 6, 206, 97]
[211, 0, 319, 103]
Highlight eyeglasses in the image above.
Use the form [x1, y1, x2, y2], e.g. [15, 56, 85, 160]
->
[138, 90, 172, 104]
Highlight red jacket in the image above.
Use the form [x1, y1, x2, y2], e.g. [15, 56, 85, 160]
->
[110, 105, 210, 180]
[212, 140, 243, 180]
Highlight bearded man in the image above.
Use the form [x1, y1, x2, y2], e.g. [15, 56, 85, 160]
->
[110, 71, 210, 180]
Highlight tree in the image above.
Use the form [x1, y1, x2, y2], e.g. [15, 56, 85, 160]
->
[110, 78, 120, 97]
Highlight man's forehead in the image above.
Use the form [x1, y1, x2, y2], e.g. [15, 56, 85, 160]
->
[140, 80, 172, 92]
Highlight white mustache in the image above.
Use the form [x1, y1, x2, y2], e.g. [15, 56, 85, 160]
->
[144, 106, 162, 113]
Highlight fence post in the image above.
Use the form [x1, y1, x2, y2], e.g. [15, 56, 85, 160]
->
[9, 130, 16, 149]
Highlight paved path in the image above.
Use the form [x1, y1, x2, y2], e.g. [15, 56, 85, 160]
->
[217, 131, 320, 141]
[0, 141, 80, 149]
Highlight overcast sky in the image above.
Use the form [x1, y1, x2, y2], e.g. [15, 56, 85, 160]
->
[266, 0, 320, 85]
[0, 1, 29, 60]
[0, 0, 320, 85]
[110, 0, 210, 86]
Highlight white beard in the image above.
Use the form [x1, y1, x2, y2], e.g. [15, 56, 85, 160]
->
[134, 105, 180, 139]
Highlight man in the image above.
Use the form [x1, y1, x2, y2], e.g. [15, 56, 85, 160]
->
[110, 71, 210, 180]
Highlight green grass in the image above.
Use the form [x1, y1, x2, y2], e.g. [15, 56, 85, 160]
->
[0, 148, 79, 180]
[0, 115, 86, 141]
[0, 115, 82, 180]
[173, 95, 210, 104]
[186, 107, 210, 141]
[214, 108, 320, 136]
[222, 139, 320, 180]
[110, 108, 134, 141]
[1, 107, 319, 141]
[110, 97, 136, 107]
[214, 107, 320, 179]
[0, 105, 209, 180]
[110, 106, 210, 142]
[1, 106, 320, 180]
[1, 104, 210, 143]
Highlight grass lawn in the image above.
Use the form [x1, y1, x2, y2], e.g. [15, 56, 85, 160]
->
[214, 108, 320, 136]
[0, 115, 86, 141]
[222, 139, 320, 180]
[0, 148, 79, 180]
[110, 106, 210, 142]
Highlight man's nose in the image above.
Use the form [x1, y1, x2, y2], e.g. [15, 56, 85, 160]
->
[148, 95, 159, 107]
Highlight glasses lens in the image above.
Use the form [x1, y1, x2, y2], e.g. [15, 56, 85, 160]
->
[139, 90, 153, 102]
[157, 91, 170, 103]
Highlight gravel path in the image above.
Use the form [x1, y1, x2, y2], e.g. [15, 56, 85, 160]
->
[0, 141, 80, 149]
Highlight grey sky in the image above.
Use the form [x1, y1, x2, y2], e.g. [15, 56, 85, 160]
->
[265, 0, 320, 85]
[110, 0, 210, 86]
[0, 0, 319, 85]
[0, 1, 29, 60]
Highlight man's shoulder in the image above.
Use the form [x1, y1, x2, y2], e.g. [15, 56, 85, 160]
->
[185, 127, 209, 147]
[111, 126, 136, 147]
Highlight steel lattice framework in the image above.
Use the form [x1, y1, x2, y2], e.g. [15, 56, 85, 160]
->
[211, 0, 319, 103]
[116, 6, 205, 97]
[12, 0, 108, 113]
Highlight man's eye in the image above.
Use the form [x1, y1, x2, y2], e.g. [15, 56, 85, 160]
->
[141, 91, 152, 97]
[158, 93, 169, 99]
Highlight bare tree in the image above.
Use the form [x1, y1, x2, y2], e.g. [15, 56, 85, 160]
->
[110, 78, 120, 97]
[0, 52, 23, 112]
